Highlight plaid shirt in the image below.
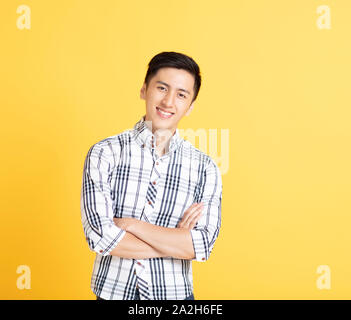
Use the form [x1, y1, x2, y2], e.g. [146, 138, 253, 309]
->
[80, 115, 222, 300]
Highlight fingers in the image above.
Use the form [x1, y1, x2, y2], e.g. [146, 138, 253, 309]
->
[187, 210, 203, 229]
[181, 203, 203, 226]
[178, 203, 204, 229]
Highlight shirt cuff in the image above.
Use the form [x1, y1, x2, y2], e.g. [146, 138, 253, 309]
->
[91, 225, 127, 256]
[190, 229, 209, 262]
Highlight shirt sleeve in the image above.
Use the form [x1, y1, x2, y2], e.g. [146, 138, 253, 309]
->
[190, 158, 222, 262]
[80, 141, 126, 256]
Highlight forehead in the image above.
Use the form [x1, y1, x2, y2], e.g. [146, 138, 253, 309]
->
[151, 67, 195, 90]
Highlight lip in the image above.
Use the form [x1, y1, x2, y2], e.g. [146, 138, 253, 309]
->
[156, 107, 174, 119]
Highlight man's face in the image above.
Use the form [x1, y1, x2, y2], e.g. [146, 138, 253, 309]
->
[140, 67, 195, 135]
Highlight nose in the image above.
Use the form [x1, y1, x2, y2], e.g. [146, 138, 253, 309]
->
[161, 91, 176, 108]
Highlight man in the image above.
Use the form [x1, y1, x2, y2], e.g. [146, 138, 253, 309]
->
[80, 51, 222, 300]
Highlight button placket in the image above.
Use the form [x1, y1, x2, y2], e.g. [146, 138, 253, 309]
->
[151, 135, 156, 150]
[134, 261, 145, 291]
[150, 157, 161, 188]
[135, 260, 145, 276]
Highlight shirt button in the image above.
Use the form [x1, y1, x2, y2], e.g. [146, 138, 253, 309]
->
[202, 257, 206, 261]
[141, 144, 145, 148]
[152, 181, 156, 185]
[148, 201, 152, 205]
[156, 162, 159, 165]
[99, 250, 103, 253]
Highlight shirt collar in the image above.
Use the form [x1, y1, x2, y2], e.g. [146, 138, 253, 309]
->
[132, 114, 183, 154]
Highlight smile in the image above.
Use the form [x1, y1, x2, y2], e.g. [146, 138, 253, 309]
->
[156, 107, 174, 119]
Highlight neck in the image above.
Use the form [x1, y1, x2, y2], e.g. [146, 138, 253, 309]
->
[153, 128, 176, 156]
[142, 116, 176, 154]
[155, 130, 172, 152]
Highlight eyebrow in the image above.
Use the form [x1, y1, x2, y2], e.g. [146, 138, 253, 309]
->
[156, 81, 191, 95]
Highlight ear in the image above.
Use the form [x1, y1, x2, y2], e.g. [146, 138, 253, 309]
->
[140, 83, 146, 100]
[185, 103, 194, 116]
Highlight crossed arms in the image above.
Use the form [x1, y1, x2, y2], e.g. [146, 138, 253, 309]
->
[109, 203, 203, 260]
[80, 143, 222, 262]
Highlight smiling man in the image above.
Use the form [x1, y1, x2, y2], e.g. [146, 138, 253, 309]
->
[80, 52, 222, 300]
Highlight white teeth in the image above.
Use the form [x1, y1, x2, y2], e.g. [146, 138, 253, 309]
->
[157, 107, 173, 116]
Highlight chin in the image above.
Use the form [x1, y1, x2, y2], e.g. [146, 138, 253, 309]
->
[145, 113, 176, 131]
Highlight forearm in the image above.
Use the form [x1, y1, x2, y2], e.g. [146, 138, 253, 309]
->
[127, 220, 195, 260]
[110, 231, 169, 259]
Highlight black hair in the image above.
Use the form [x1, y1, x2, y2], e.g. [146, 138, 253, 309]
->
[144, 51, 201, 103]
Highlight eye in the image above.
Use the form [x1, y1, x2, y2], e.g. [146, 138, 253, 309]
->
[157, 86, 166, 91]
[179, 93, 187, 99]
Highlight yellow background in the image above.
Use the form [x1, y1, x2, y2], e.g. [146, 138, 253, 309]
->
[1, 0, 350, 299]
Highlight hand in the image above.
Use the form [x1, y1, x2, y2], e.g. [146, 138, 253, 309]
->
[177, 202, 204, 230]
[113, 217, 138, 232]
